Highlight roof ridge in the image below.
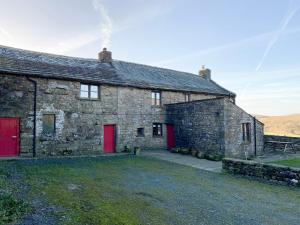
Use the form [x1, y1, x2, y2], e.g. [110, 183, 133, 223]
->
[0, 45, 99, 62]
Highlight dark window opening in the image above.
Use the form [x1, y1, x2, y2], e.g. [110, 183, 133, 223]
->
[137, 128, 145, 137]
[152, 91, 161, 106]
[184, 93, 191, 102]
[80, 84, 99, 99]
[153, 123, 163, 137]
[42, 114, 56, 136]
[242, 123, 251, 142]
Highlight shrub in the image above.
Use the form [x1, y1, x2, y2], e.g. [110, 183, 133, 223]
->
[204, 153, 224, 161]
[0, 194, 28, 225]
[179, 148, 190, 155]
[170, 147, 181, 153]
[191, 149, 198, 157]
[123, 145, 131, 153]
[196, 151, 205, 159]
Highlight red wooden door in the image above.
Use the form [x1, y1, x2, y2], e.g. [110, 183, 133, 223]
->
[103, 125, 115, 153]
[0, 118, 20, 157]
[167, 124, 175, 150]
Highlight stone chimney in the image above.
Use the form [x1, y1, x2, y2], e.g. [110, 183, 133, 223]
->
[98, 48, 112, 63]
[199, 65, 211, 80]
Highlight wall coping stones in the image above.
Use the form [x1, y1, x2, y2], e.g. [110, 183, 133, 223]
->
[222, 158, 300, 187]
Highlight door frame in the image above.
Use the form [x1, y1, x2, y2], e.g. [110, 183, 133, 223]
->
[0, 117, 20, 157]
[166, 123, 175, 150]
[103, 124, 116, 153]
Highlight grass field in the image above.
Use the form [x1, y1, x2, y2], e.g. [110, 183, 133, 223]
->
[271, 158, 300, 168]
[0, 156, 300, 225]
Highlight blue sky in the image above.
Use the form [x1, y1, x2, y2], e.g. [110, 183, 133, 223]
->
[1, 0, 300, 116]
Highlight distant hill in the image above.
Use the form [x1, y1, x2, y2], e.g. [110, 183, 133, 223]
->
[256, 114, 300, 137]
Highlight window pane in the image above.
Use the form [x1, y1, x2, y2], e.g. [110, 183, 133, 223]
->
[156, 92, 160, 100]
[137, 128, 144, 137]
[90, 85, 98, 92]
[80, 91, 89, 98]
[152, 92, 156, 99]
[42, 114, 55, 136]
[90, 91, 98, 99]
[81, 84, 89, 92]
[156, 98, 160, 106]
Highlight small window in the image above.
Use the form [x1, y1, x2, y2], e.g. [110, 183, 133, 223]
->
[242, 123, 251, 142]
[151, 91, 161, 106]
[42, 114, 55, 136]
[137, 128, 145, 137]
[184, 93, 191, 102]
[80, 84, 99, 99]
[153, 123, 163, 137]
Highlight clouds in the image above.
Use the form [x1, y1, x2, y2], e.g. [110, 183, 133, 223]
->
[255, 0, 300, 71]
[92, 0, 113, 48]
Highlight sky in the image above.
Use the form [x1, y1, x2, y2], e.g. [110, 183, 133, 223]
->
[0, 0, 300, 116]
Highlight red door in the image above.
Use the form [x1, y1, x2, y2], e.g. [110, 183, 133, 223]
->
[0, 118, 20, 157]
[103, 125, 115, 153]
[167, 124, 175, 150]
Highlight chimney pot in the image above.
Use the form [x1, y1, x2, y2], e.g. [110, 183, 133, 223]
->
[98, 48, 112, 63]
[199, 67, 211, 80]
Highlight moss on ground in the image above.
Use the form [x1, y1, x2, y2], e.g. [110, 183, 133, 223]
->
[0, 156, 299, 225]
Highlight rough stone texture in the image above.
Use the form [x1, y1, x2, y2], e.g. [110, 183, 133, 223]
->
[224, 100, 264, 158]
[166, 98, 225, 155]
[264, 135, 300, 152]
[0, 74, 219, 157]
[166, 98, 264, 158]
[223, 158, 300, 187]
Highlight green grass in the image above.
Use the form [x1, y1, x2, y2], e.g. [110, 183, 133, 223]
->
[271, 158, 300, 168]
[0, 169, 28, 225]
[0, 156, 299, 225]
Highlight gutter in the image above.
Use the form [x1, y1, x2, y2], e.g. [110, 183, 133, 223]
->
[26, 76, 37, 157]
[253, 116, 257, 156]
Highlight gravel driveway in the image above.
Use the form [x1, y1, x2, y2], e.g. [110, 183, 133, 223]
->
[1, 156, 299, 225]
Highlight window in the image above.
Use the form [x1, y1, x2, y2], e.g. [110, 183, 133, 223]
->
[184, 93, 191, 102]
[137, 128, 145, 137]
[242, 123, 251, 142]
[151, 91, 161, 106]
[42, 114, 55, 136]
[80, 84, 99, 99]
[153, 123, 163, 137]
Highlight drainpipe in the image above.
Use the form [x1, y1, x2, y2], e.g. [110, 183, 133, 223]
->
[26, 76, 37, 157]
[253, 116, 257, 156]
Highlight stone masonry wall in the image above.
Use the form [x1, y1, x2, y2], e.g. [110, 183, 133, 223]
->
[165, 98, 226, 155]
[223, 158, 300, 187]
[224, 100, 264, 159]
[0, 75, 34, 156]
[0, 73, 220, 156]
[264, 135, 300, 152]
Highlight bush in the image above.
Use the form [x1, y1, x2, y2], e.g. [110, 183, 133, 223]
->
[170, 147, 181, 153]
[179, 148, 190, 155]
[0, 194, 28, 225]
[191, 149, 198, 157]
[123, 145, 131, 153]
[196, 151, 205, 159]
[204, 153, 224, 161]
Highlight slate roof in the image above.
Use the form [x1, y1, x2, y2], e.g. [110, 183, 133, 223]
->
[0, 45, 234, 96]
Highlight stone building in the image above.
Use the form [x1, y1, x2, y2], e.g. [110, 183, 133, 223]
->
[0, 45, 263, 158]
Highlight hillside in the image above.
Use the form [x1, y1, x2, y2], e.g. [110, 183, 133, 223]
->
[256, 114, 300, 137]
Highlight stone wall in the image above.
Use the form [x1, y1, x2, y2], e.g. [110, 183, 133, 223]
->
[166, 98, 226, 155]
[264, 135, 300, 152]
[223, 158, 300, 187]
[224, 101, 264, 158]
[0, 73, 220, 157]
[0, 75, 34, 156]
[166, 98, 264, 158]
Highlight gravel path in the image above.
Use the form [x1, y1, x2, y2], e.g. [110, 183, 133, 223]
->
[1, 156, 300, 225]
